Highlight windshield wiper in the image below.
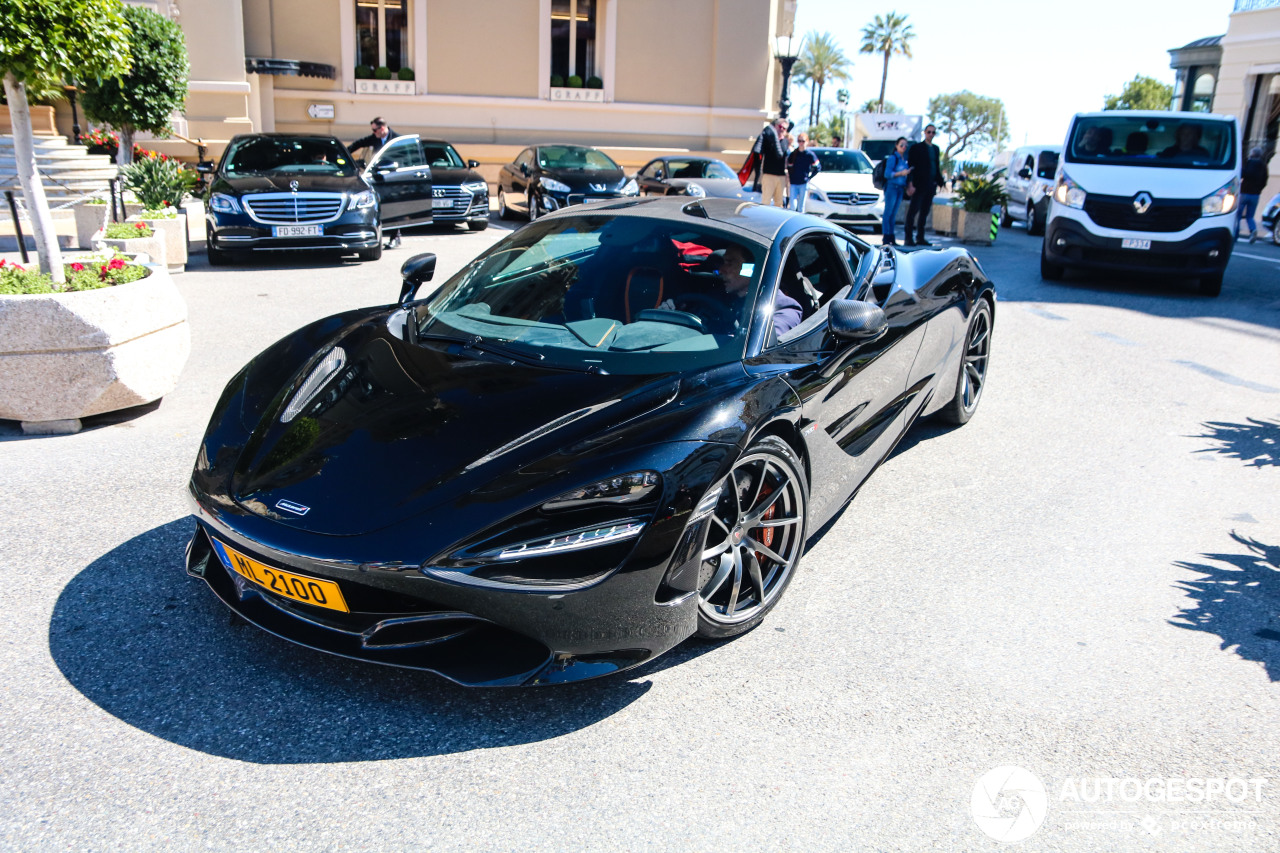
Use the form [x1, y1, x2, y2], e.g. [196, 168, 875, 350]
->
[416, 330, 546, 365]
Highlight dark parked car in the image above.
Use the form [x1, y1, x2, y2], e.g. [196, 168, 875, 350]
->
[497, 144, 638, 220]
[203, 133, 398, 264]
[185, 197, 995, 686]
[634, 156, 761, 201]
[362, 135, 489, 232]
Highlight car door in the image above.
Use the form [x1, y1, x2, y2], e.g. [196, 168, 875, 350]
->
[638, 160, 666, 195]
[508, 148, 535, 212]
[750, 232, 926, 521]
[1010, 152, 1035, 216]
[366, 134, 434, 227]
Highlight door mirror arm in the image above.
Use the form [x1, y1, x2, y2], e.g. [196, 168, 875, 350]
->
[399, 252, 437, 305]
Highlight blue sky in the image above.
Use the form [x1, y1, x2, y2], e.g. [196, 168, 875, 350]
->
[789, 0, 1232, 159]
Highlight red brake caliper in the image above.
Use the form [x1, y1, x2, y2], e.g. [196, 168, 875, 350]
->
[754, 482, 775, 561]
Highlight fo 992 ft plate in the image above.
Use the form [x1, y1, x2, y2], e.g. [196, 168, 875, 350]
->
[210, 539, 350, 612]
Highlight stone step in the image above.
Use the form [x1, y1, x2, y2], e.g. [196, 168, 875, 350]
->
[0, 135, 71, 149]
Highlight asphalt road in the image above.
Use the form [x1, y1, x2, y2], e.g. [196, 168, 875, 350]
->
[1, 212, 1278, 852]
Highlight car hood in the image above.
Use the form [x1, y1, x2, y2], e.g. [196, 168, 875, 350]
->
[541, 168, 627, 191]
[430, 166, 485, 187]
[1056, 162, 1236, 198]
[217, 173, 368, 195]
[230, 317, 680, 535]
[809, 172, 878, 192]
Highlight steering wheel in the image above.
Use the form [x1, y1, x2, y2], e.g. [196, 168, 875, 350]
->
[633, 308, 707, 333]
[671, 292, 734, 332]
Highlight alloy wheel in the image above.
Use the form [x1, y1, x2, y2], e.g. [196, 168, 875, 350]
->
[960, 304, 991, 413]
[698, 447, 805, 628]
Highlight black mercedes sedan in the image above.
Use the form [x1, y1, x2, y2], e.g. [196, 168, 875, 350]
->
[635, 155, 761, 202]
[362, 135, 489, 232]
[203, 133, 396, 264]
[497, 144, 638, 220]
[185, 197, 995, 686]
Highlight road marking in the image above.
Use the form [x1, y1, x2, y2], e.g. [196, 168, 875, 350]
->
[1232, 251, 1280, 264]
[1091, 331, 1138, 346]
[1173, 360, 1279, 394]
[1026, 306, 1067, 321]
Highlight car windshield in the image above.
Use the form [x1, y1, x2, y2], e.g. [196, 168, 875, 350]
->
[538, 146, 619, 172]
[224, 137, 357, 176]
[666, 159, 737, 181]
[421, 142, 465, 169]
[814, 149, 875, 173]
[418, 215, 767, 374]
[1064, 116, 1236, 170]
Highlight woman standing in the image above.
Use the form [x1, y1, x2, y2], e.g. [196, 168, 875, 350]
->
[881, 137, 913, 246]
[1239, 146, 1268, 243]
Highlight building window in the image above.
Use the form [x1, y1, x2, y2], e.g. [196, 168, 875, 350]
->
[1190, 71, 1216, 113]
[356, 0, 409, 72]
[551, 0, 596, 82]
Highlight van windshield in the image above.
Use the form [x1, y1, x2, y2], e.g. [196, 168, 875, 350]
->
[1064, 116, 1236, 170]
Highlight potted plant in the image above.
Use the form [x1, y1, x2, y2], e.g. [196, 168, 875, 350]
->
[0, 75, 65, 136]
[73, 197, 110, 249]
[930, 197, 960, 236]
[82, 127, 119, 157]
[954, 176, 1009, 245]
[354, 64, 373, 79]
[0, 253, 189, 434]
[100, 220, 166, 266]
[397, 67, 414, 81]
[121, 155, 194, 269]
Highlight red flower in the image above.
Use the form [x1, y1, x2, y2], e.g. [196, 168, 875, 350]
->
[162, 200, 171, 207]
[135, 222, 145, 230]
[70, 262, 85, 271]
[109, 258, 127, 270]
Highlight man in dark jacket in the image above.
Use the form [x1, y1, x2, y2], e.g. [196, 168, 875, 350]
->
[349, 117, 404, 249]
[904, 124, 946, 247]
[752, 117, 791, 207]
[1239, 146, 1269, 243]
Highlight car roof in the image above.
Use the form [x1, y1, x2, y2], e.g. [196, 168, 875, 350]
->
[228, 133, 343, 142]
[539, 196, 804, 242]
[1071, 110, 1236, 122]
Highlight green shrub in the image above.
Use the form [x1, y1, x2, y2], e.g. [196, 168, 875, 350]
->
[567, 75, 583, 88]
[138, 207, 178, 219]
[955, 176, 1010, 213]
[586, 76, 603, 89]
[354, 64, 373, 79]
[374, 66, 393, 80]
[397, 66, 414, 81]
[0, 261, 55, 294]
[0, 256, 149, 294]
[85, 197, 108, 205]
[105, 221, 154, 239]
[121, 155, 196, 209]
[550, 74, 565, 87]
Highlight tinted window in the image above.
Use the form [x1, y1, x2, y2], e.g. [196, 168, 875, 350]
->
[1036, 150, 1059, 178]
[537, 146, 619, 172]
[421, 142, 464, 168]
[224, 137, 357, 177]
[1065, 116, 1236, 170]
[420, 215, 768, 374]
[666, 159, 736, 180]
[813, 149, 875, 173]
[378, 137, 425, 168]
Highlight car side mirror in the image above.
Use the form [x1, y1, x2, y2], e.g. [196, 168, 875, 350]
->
[196, 161, 215, 174]
[520, 163, 529, 176]
[1018, 167, 1032, 179]
[467, 159, 480, 169]
[399, 253, 437, 305]
[827, 299, 888, 343]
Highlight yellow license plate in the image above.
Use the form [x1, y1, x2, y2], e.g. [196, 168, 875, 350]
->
[212, 539, 350, 613]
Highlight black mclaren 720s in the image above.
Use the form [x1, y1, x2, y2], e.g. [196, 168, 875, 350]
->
[186, 197, 995, 686]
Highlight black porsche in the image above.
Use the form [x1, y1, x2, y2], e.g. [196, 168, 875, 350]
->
[185, 197, 995, 686]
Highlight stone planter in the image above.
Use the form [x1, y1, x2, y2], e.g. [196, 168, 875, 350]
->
[931, 200, 960, 236]
[130, 214, 187, 271]
[957, 208, 995, 246]
[0, 266, 190, 434]
[102, 233, 166, 267]
[74, 203, 110, 249]
[0, 104, 58, 136]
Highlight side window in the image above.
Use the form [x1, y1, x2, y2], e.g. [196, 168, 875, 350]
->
[640, 161, 660, 179]
[829, 234, 871, 301]
[515, 149, 533, 170]
[1021, 155, 1034, 176]
[1037, 150, 1059, 178]
[771, 235, 855, 346]
[383, 137, 424, 168]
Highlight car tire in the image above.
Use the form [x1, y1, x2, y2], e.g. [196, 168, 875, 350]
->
[1027, 204, 1045, 236]
[527, 194, 539, 222]
[1198, 273, 1223, 297]
[1040, 243, 1064, 280]
[467, 219, 489, 232]
[999, 205, 1012, 228]
[1271, 227, 1279, 247]
[358, 243, 383, 262]
[206, 229, 231, 266]
[696, 435, 808, 640]
[939, 298, 993, 426]
[497, 189, 513, 221]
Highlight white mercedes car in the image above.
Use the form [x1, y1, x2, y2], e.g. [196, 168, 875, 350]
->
[803, 147, 884, 233]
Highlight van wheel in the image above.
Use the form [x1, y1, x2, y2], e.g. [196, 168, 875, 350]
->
[1040, 243, 1064, 280]
[1027, 204, 1045, 236]
[999, 205, 1012, 228]
[1198, 273, 1223, 297]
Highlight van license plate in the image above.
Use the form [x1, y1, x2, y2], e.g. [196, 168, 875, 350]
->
[1121, 238, 1151, 250]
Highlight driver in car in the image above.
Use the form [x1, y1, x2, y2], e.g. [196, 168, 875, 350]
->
[669, 244, 802, 336]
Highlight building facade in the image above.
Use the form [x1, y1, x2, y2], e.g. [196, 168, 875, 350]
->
[144, 0, 796, 173]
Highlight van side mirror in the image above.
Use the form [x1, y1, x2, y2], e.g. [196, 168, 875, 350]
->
[399, 253, 437, 305]
[1018, 167, 1032, 179]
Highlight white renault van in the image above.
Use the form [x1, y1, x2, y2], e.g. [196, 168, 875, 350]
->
[1041, 110, 1241, 296]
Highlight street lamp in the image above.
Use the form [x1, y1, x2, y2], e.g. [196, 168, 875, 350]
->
[773, 33, 800, 121]
[63, 79, 81, 145]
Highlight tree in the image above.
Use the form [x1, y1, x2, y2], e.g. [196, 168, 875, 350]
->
[0, 0, 130, 281]
[1103, 75, 1173, 111]
[81, 5, 188, 166]
[859, 98, 901, 114]
[928, 91, 1011, 162]
[859, 11, 915, 114]
[793, 32, 850, 127]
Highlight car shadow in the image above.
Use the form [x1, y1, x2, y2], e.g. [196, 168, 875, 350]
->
[0, 400, 164, 441]
[1193, 416, 1280, 468]
[1170, 531, 1280, 681]
[48, 518, 652, 764]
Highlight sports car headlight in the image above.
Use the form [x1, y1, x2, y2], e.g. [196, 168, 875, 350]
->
[685, 182, 706, 198]
[621, 178, 640, 196]
[1053, 173, 1086, 209]
[540, 177, 571, 194]
[486, 520, 646, 561]
[280, 347, 346, 423]
[348, 189, 377, 211]
[542, 471, 660, 510]
[209, 193, 240, 214]
[1201, 178, 1239, 216]
[461, 180, 488, 195]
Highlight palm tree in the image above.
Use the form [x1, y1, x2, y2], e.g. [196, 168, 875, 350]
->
[793, 32, 850, 127]
[859, 12, 915, 114]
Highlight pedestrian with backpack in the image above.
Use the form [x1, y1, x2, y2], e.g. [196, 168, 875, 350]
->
[879, 137, 913, 246]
